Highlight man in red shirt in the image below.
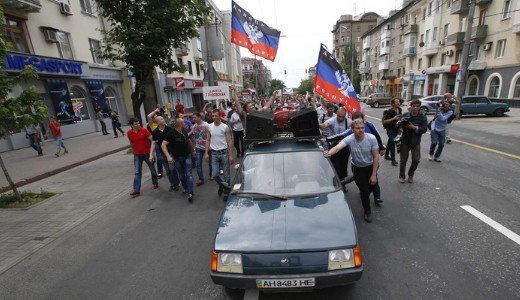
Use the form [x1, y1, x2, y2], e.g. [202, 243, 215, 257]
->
[127, 117, 159, 196]
[175, 99, 185, 115]
[44, 116, 69, 157]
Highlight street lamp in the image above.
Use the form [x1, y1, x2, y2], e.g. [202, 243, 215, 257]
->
[340, 25, 355, 82]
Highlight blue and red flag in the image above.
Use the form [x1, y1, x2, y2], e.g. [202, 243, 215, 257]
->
[314, 45, 361, 115]
[231, 1, 281, 61]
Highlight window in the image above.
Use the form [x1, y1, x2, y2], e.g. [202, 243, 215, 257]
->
[177, 58, 183, 69]
[188, 61, 193, 75]
[496, 39, 506, 58]
[409, 59, 415, 71]
[400, 35, 404, 43]
[459, 18, 466, 32]
[503, 0, 512, 19]
[56, 31, 74, 59]
[479, 9, 487, 25]
[455, 50, 462, 63]
[443, 24, 450, 39]
[428, 1, 433, 16]
[196, 63, 200, 76]
[420, 34, 424, 43]
[105, 87, 119, 113]
[513, 77, 520, 98]
[425, 29, 430, 43]
[488, 77, 500, 97]
[433, 27, 437, 41]
[441, 53, 447, 65]
[428, 57, 434, 67]
[390, 55, 394, 62]
[70, 86, 90, 121]
[3, 16, 30, 53]
[89, 39, 103, 64]
[80, 0, 96, 15]
[468, 78, 478, 95]
[418, 58, 422, 70]
[475, 45, 483, 61]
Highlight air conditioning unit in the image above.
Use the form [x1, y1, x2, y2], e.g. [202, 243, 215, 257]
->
[59, 2, 73, 15]
[446, 49, 454, 56]
[483, 42, 492, 51]
[43, 29, 59, 43]
[439, 40, 445, 45]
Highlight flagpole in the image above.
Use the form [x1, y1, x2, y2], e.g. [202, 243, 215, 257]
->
[254, 55, 258, 99]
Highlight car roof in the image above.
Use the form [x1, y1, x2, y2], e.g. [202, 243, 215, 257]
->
[247, 139, 322, 155]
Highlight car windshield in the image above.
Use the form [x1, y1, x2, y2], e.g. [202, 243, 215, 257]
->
[233, 151, 340, 197]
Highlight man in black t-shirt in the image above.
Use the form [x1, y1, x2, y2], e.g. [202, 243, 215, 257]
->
[162, 118, 196, 202]
[150, 116, 179, 191]
[381, 97, 402, 166]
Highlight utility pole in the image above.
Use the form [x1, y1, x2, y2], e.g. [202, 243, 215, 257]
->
[454, 0, 476, 120]
[350, 27, 354, 84]
[204, 25, 215, 87]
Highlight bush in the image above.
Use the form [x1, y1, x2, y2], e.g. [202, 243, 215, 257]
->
[0, 190, 56, 208]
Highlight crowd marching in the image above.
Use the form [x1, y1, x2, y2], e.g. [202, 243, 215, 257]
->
[125, 89, 457, 223]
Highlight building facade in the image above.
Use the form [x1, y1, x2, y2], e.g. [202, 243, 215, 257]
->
[1, 0, 126, 152]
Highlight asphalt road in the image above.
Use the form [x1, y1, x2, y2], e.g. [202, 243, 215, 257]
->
[0, 106, 519, 300]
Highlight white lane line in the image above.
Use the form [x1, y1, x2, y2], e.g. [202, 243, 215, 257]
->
[243, 289, 259, 300]
[461, 205, 520, 246]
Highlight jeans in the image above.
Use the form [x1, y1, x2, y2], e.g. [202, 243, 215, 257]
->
[195, 148, 207, 181]
[211, 149, 231, 197]
[399, 143, 421, 178]
[112, 120, 125, 136]
[173, 155, 194, 195]
[385, 128, 397, 161]
[100, 120, 108, 134]
[233, 130, 244, 155]
[157, 149, 179, 188]
[352, 165, 375, 214]
[133, 154, 158, 192]
[28, 134, 42, 155]
[429, 129, 446, 158]
[56, 136, 64, 150]
[154, 145, 163, 175]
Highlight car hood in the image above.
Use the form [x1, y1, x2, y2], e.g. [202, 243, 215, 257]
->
[213, 191, 358, 252]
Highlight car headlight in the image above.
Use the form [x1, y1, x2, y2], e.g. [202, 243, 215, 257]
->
[328, 245, 362, 270]
[212, 251, 243, 274]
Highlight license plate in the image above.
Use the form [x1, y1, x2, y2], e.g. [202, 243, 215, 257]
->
[256, 278, 315, 288]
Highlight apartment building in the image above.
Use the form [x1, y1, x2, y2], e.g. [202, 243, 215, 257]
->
[241, 57, 272, 97]
[1, 0, 127, 152]
[332, 13, 381, 63]
[359, 0, 520, 104]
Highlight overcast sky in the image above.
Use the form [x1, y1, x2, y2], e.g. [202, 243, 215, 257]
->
[211, 0, 404, 88]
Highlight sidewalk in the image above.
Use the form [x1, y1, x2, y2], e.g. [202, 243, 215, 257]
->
[0, 128, 131, 193]
[0, 128, 136, 275]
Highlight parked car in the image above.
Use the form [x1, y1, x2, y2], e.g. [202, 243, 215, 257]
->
[210, 112, 363, 295]
[456, 96, 510, 117]
[366, 92, 392, 107]
[419, 95, 445, 114]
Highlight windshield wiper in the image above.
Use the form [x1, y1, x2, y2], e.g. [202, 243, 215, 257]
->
[231, 192, 288, 200]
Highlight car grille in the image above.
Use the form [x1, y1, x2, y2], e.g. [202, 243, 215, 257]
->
[242, 252, 329, 275]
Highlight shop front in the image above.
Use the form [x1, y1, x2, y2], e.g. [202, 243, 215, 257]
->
[1, 53, 125, 152]
[424, 64, 459, 96]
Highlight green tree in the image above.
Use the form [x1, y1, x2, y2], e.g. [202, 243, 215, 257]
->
[0, 7, 48, 202]
[270, 79, 285, 93]
[297, 77, 314, 94]
[96, 0, 209, 119]
[340, 44, 361, 93]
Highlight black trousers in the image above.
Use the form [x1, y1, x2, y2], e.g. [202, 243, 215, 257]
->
[352, 164, 375, 214]
[331, 146, 350, 180]
[233, 130, 244, 155]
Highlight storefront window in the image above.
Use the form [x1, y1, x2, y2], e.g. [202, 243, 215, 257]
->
[488, 77, 500, 98]
[513, 77, 520, 98]
[105, 87, 119, 113]
[70, 86, 90, 121]
[468, 78, 478, 95]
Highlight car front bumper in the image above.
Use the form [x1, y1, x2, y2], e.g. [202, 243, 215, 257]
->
[210, 267, 363, 290]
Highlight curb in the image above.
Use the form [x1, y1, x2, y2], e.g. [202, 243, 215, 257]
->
[0, 145, 130, 194]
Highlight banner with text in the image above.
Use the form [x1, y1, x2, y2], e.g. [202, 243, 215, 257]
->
[202, 86, 230, 101]
[45, 79, 76, 124]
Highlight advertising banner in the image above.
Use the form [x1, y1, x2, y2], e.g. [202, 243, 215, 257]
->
[202, 86, 230, 101]
[45, 79, 75, 124]
[85, 80, 109, 116]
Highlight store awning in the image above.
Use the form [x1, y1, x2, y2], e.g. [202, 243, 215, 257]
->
[381, 75, 397, 80]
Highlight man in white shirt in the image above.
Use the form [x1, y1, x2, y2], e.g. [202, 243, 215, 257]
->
[319, 107, 351, 180]
[229, 104, 245, 157]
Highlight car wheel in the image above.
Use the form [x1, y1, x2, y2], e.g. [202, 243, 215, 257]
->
[493, 108, 505, 117]
[420, 107, 428, 114]
[373, 102, 380, 108]
[224, 287, 245, 300]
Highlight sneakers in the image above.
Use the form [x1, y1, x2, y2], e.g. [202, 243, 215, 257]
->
[153, 184, 159, 189]
[446, 139, 451, 144]
[169, 185, 180, 192]
[157, 173, 163, 178]
[188, 194, 193, 202]
[434, 157, 442, 163]
[130, 191, 140, 196]
[196, 180, 204, 186]
[428, 155, 434, 161]
[399, 177, 405, 184]
[384, 156, 391, 161]
[375, 199, 383, 207]
[55, 152, 60, 157]
[364, 212, 372, 223]
[391, 160, 398, 166]
[407, 176, 414, 184]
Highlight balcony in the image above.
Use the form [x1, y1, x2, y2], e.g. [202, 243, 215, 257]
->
[469, 61, 487, 71]
[359, 65, 370, 74]
[471, 25, 487, 41]
[379, 61, 389, 70]
[380, 46, 390, 56]
[513, 23, 520, 34]
[403, 47, 416, 57]
[423, 42, 439, 56]
[475, 0, 492, 6]
[381, 29, 391, 40]
[450, 0, 469, 14]
[404, 24, 418, 35]
[446, 32, 465, 46]
[0, 0, 41, 12]
[175, 44, 189, 56]
[363, 39, 370, 50]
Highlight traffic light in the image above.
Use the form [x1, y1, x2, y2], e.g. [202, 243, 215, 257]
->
[284, 70, 287, 75]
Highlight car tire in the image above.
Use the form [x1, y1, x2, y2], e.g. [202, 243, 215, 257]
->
[493, 108, 505, 117]
[420, 107, 428, 114]
[373, 102, 380, 108]
[224, 287, 245, 300]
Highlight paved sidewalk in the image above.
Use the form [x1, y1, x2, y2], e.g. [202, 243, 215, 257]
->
[0, 128, 131, 193]
[0, 128, 137, 275]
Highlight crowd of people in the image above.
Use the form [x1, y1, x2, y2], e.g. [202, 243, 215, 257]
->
[125, 90, 457, 224]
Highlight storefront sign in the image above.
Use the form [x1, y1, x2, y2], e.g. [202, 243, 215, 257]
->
[45, 79, 75, 124]
[202, 86, 230, 101]
[174, 77, 185, 90]
[193, 81, 204, 88]
[6, 53, 83, 75]
[412, 75, 426, 81]
[425, 64, 460, 74]
[85, 81, 109, 114]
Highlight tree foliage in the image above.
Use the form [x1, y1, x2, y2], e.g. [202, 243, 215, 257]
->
[340, 44, 361, 94]
[297, 77, 314, 94]
[270, 79, 285, 93]
[96, 0, 209, 117]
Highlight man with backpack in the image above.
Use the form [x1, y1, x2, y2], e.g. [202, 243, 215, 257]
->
[381, 97, 402, 166]
[428, 100, 454, 163]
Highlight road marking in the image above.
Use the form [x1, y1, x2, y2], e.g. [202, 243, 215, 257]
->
[365, 115, 520, 160]
[460, 205, 520, 246]
[243, 289, 259, 300]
